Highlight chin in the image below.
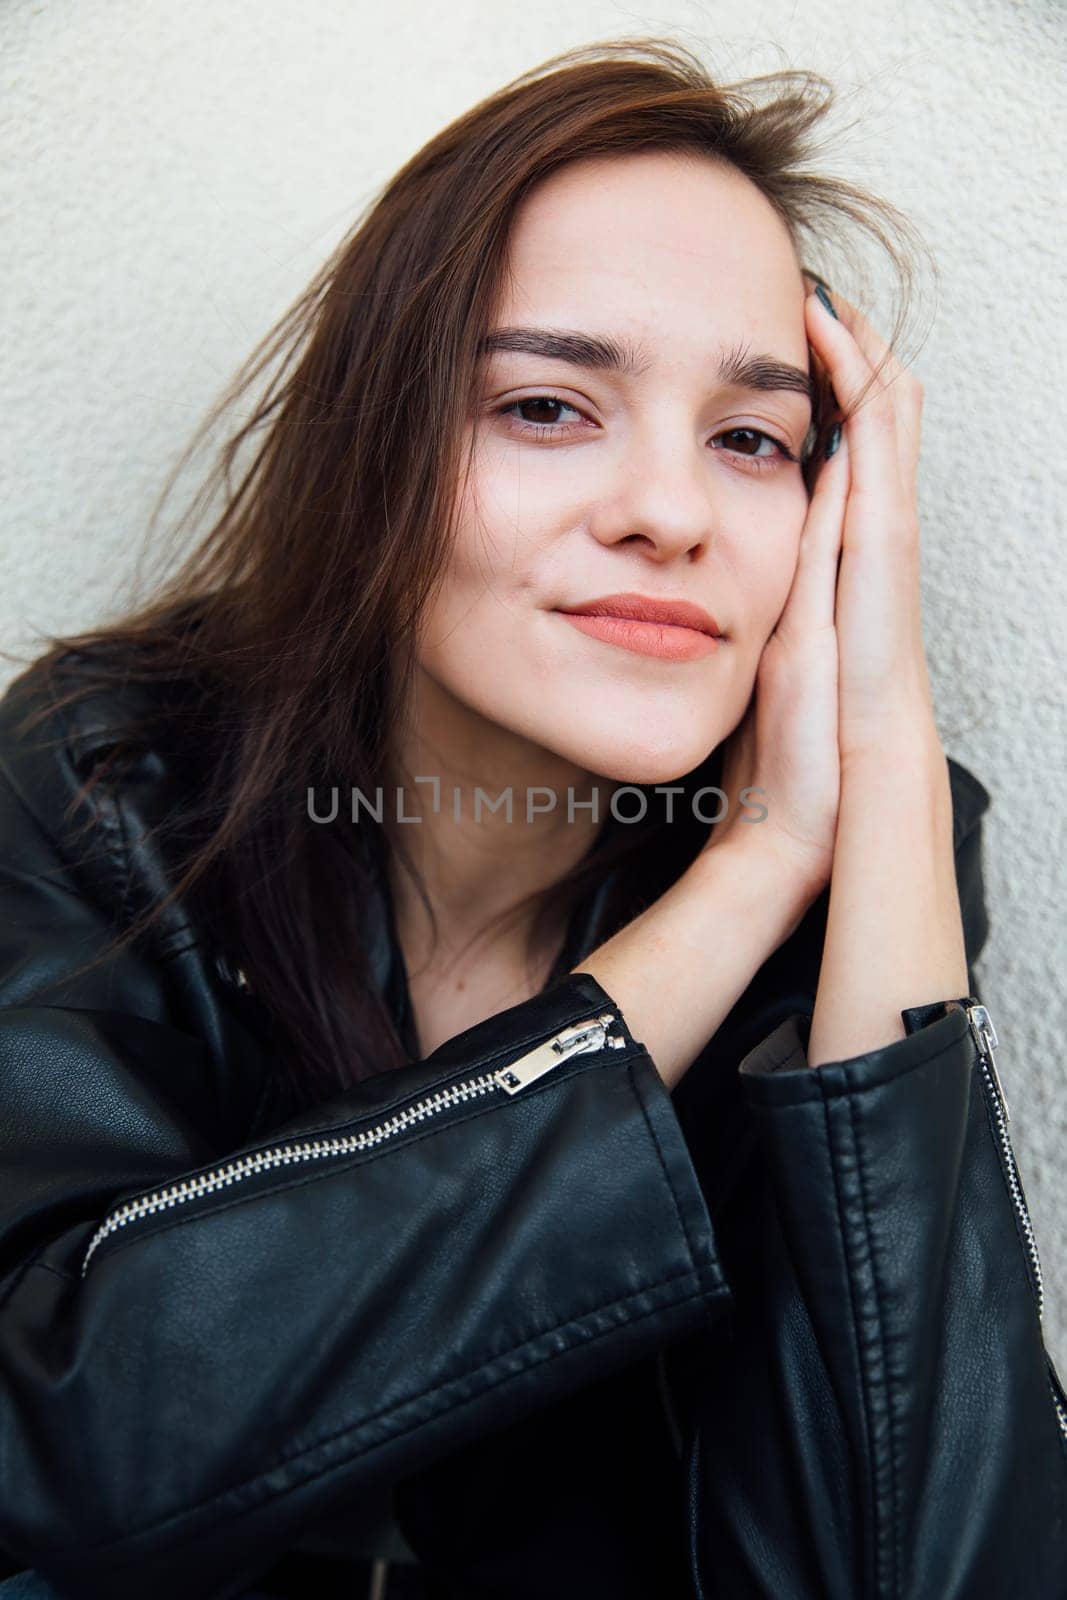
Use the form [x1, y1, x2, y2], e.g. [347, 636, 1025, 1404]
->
[552, 726, 717, 791]
[592, 752, 709, 789]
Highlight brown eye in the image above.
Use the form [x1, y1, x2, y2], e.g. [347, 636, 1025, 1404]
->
[721, 428, 771, 456]
[711, 427, 798, 468]
[497, 395, 585, 435]
[515, 398, 568, 425]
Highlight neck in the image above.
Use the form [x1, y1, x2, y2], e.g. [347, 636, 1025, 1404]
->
[382, 670, 618, 977]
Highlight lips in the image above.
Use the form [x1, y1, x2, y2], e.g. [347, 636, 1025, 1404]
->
[557, 593, 724, 638]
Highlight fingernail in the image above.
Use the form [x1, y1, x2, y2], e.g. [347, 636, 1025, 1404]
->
[814, 284, 839, 321]
[824, 422, 842, 459]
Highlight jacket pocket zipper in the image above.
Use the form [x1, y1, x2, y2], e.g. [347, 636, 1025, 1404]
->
[967, 1002, 1067, 1443]
[80, 1011, 624, 1279]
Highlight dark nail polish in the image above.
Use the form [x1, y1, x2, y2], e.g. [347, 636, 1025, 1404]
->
[824, 422, 842, 459]
[814, 284, 839, 321]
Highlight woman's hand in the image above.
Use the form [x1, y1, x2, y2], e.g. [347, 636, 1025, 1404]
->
[704, 365, 850, 901]
[798, 283, 968, 1064]
[804, 284, 940, 761]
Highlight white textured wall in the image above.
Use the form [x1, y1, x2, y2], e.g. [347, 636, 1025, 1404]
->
[2, 0, 1065, 1368]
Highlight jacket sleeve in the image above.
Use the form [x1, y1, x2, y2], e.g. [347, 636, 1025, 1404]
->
[0, 687, 731, 1600]
[687, 763, 1067, 1598]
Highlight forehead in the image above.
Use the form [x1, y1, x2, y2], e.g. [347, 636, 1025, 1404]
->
[496, 151, 805, 355]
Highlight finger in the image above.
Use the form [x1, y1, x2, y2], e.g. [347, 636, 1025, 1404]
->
[835, 297, 922, 489]
[811, 287, 895, 367]
[775, 427, 849, 641]
[804, 290, 910, 526]
[808, 287, 922, 490]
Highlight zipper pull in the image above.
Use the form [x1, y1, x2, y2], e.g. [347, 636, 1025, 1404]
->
[966, 1002, 1010, 1123]
[493, 1011, 624, 1095]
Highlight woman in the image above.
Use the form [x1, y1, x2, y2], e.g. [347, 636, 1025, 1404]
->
[0, 36, 1064, 1600]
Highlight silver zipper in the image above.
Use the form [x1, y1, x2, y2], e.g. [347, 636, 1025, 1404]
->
[968, 1003, 1010, 1122]
[493, 1012, 624, 1093]
[967, 1002, 1067, 1443]
[968, 1004, 1037, 1310]
[1054, 1387, 1067, 1444]
[81, 1010, 624, 1278]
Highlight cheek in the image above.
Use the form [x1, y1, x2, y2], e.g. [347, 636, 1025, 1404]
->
[730, 477, 809, 634]
[414, 512, 539, 683]
[442, 447, 547, 595]
[430, 497, 519, 626]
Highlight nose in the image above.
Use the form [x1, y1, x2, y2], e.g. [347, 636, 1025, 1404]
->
[586, 427, 719, 563]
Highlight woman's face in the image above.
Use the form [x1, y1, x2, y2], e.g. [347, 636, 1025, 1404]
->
[416, 150, 813, 788]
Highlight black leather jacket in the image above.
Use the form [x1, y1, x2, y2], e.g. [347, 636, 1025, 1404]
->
[1, 651, 1065, 1600]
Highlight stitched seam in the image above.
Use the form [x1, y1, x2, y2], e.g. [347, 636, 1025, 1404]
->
[819, 1081, 880, 1599]
[67, 1273, 721, 1554]
[846, 1088, 899, 1599]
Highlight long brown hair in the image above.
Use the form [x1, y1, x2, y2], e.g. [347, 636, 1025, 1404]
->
[6, 36, 930, 1106]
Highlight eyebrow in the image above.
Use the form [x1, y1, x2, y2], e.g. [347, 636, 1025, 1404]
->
[477, 326, 814, 406]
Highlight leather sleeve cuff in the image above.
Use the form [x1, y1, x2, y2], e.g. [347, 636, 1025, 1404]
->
[737, 997, 980, 1083]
